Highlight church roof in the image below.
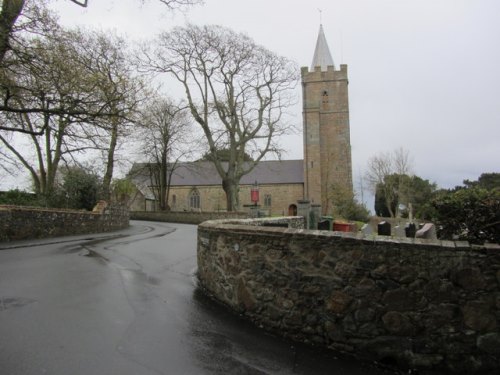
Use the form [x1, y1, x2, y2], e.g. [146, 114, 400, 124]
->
[129, 160, 304, 188]
[311, 24, 335, 71]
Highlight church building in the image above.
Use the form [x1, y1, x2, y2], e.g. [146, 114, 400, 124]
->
[129, 25, 352, 216]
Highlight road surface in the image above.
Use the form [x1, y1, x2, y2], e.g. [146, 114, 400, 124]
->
[0, 220, 397, 374]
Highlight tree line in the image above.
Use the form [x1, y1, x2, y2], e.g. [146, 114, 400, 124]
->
[0, 0, 299, 212]
[347, 148, 499, 244]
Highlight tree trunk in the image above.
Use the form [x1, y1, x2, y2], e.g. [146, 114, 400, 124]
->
[0, 0, 25, 63]
[159, 151, 168, 210]
[222, 178, 239, 212]
[102, 119, 118, 201]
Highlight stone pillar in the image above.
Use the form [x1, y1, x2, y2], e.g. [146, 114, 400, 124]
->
[297, 200, 311, 229]
[310, 204, 322, 230]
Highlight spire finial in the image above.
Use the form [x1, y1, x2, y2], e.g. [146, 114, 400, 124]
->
[318, 8, 322, 25]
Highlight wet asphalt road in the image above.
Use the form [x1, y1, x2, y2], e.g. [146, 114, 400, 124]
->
[0, 221, 398, 375]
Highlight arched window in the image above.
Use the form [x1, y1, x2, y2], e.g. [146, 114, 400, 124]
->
[189, 189, 200, 210]
[264, 194, 272, 207]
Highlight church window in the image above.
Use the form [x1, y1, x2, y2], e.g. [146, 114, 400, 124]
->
[172, 194, 177, 206]
[264, 194, 272, 207]
[189, 189, 200, 209]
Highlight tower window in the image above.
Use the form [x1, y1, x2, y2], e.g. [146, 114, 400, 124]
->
[322, 90, 329, 104]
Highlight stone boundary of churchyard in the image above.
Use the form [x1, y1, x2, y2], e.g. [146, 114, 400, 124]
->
[197, 217, 500, 374]
[0, 204, 129, 242]
[130, 210, 248, 225]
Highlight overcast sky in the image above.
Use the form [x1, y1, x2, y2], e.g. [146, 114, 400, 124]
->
[6, 0, 500, 204]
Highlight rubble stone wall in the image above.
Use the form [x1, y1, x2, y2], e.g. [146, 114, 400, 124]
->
[197, 218, 500, 373]
[130, 210, 248, 225]
[0, 205, 129, 241]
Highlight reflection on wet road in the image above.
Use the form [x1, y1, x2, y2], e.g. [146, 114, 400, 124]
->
[0, 221, 398, 374]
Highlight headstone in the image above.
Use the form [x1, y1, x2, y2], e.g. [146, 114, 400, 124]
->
[377, 221, 391, 236]
[361, 223, 373, 236]
[394, 225, 405, 238]
[322, 216, 333, 230]
[405, 223, 416, 238]
[317, 220, 330, 230]
[415, 223, 437, 240]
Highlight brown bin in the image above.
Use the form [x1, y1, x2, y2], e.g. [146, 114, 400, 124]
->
[333, 221, 354, 232]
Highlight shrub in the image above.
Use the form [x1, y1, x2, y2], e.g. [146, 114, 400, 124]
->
[0, 189, 37, 206]
[431, 187, 500, 244]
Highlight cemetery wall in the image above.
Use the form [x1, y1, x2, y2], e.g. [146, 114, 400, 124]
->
[130, 210, 248, 225]
[197, 218, 500, 373]
[0, 204, 129, 241]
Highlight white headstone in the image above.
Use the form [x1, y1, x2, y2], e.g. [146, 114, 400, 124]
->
[394, 225, 406, 238]
[361, 223, 373, 236]
[415, 223, 437, 240]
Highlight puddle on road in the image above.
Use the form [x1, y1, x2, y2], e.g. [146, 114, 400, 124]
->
[78, 248, 108, 260]
[0, 297, 37, 311]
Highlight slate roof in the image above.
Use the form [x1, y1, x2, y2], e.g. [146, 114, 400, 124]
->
[311, 24, 335, 71]
[129, 160, 304, 188]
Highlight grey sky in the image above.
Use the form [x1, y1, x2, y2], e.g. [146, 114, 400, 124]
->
[5, 0, 500, 201]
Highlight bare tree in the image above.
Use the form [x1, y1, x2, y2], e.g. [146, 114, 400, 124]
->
[0, 0, 203, 61]
[145, 0, 203, 9]
[0, 7, 125, 135]
[136, 96, 193, 211]
[0, 0, 203, 134]
[0, 26, 129, 197]
[73, 29, 147, 200]
[365, 151, 391, 190]
[365, 147, 414, 217]
[0, 0, 25, 63]
[393, 147, 413, 176]
[143, 24, 298, 211]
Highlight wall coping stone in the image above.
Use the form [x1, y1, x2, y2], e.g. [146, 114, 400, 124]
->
[199, 218, 483, 251]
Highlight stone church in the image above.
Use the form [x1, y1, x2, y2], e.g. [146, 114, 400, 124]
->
[129, 25, 352, 216]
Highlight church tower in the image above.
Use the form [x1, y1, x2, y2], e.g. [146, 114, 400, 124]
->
[302, 25, 353, 215]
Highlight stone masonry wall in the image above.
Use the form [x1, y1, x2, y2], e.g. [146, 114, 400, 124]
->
[0, 204, 129, 242]
[130, 183, 304, 217]
[197, 219, 500, 373]
[302, 64, 352, 214]
[131, 210, 248, 225]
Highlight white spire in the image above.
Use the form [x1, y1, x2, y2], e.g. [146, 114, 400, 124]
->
[310, 25, 335, 71]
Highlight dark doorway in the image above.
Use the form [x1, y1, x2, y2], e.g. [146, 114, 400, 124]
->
[288, 204, 297, 216]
